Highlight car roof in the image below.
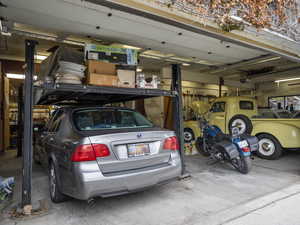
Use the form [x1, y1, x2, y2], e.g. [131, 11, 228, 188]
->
[60, 106, 136, 111]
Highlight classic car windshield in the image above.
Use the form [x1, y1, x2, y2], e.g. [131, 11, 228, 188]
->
[73, 109, 153, 131]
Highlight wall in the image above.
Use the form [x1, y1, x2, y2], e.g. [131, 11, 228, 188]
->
[143, 66, 243, 126]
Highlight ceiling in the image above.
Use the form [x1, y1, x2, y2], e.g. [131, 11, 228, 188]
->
[0, 0, 300, 86]
[0, 0, 266, 62]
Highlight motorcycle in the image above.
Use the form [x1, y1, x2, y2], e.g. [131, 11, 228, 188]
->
[195, 117, 258, 174]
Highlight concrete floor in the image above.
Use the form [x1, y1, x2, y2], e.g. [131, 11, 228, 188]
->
[1, 150, 300, 225]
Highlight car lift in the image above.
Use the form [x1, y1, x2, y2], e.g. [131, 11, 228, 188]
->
[20, 40, 188, 207]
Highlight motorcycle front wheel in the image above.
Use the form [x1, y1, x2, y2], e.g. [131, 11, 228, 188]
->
[231, 155, 252, 174]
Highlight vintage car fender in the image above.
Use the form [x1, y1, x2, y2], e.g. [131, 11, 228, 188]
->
[251, 121, 300, 148]
[183, 120, 202, 138]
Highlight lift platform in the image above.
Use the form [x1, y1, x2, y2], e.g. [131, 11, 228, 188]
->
[34, 83, 175, 105]
[21, 40, 185, 207]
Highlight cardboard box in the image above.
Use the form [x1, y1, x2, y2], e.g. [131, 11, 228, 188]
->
[117, 69, 135, 88]
[85, 44, 138, 65]
[87, 73, 118, 87]
[86, 60, 116, 75]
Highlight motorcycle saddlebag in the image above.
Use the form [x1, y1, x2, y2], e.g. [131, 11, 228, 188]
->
[214, 141, 239, 159]
[242, 135, 259, 152]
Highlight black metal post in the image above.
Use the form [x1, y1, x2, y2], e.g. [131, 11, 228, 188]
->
[171, 64, 187, 176]
[17, 84, 23, 157]
[219, 77, 224, 97]
[22, 40, 37, 207]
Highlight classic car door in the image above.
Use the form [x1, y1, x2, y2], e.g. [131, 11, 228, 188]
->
[208, 101, 227, 133]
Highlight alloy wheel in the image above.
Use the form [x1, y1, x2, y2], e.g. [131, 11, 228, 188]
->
[184, 131, 193, 142]
[49, 165, 56, 199]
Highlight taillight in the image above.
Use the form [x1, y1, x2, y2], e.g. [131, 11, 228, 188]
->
[92, 144, 110, 157]
[163, 136, 179, 151]
[242, 147, 250, 152]
[71, 144, 110, 162]
[71, 144, 96, 162]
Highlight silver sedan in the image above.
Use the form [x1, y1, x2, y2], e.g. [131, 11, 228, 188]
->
[34, 106, 182, 203]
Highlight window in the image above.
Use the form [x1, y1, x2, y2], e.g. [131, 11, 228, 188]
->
[210, 102, 225, 113]
[269, 95, 300, 111]
[73, 109, 153, 131]
[240, 101, 254, 110]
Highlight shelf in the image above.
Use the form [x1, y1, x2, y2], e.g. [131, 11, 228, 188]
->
[34, 83, 175, 105]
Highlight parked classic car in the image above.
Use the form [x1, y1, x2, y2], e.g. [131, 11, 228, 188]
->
[34, 106, 182, 203]
[184, 96, 300, 160]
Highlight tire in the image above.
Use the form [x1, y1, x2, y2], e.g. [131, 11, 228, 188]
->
[256, 134, 282, 160]
[195, 137, 210, 157]
[229, 115, 253, 135]
[231, 156, 252, 174]
[49, 162, 68, 203]
[184, 128, 195, 143]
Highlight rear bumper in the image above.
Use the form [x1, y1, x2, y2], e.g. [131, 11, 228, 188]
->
[69, 153, 182, 200]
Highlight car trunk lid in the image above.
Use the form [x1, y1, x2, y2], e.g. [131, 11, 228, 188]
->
[88, 130, 175, 176]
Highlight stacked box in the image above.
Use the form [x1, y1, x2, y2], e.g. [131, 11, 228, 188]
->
[85, 44, 138, 65]
[86, 60, 118, 87]
[85, 44, 138, 88]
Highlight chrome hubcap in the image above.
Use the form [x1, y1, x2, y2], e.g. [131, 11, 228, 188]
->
[231, 119, 246, 134]
[184, 131, 193, 142]
[258, 138, 275, 156]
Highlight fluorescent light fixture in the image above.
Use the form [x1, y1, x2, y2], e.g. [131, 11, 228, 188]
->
[140, 54, 161, 60]
[182, 63, 191, 66]
[143, 50, 174, 58]
[35, 55, 48, 60]
[62, 39, 85, 46]
[6, 73, 38, 80]
[255, 56, 281, 64]
[122, 45, 141, 50]
[6, 73, 25, 79]
[196, 60, 218, 65]
[275, 77, 300, 83]
[169, 56, 192, 62]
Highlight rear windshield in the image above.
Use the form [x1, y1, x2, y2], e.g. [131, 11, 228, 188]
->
[73, 109, 153, 131]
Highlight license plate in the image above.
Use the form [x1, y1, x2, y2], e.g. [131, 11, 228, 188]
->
[238, 140, 248, 148]
[127, 143, 150, 157]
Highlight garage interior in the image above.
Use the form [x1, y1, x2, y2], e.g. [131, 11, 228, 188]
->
[1, 0, 300, 224]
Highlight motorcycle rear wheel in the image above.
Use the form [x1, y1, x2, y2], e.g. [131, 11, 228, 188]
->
[231, 156, 252, 174]
[195, 137, 210, 157]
